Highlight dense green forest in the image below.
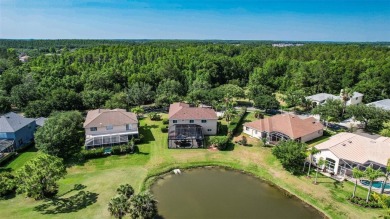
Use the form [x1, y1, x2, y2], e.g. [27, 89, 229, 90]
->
[0, 40, 389, 118]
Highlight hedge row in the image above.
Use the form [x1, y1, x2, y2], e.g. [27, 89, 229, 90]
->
[211, 107, 247, 150]
[81, 144, 134, 159]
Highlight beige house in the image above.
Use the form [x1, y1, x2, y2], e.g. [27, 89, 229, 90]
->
[83, 109, 138, 148]
[168, 102, 218, 148]
[243, 114, 324, 144]
[314, 133, 390, 178]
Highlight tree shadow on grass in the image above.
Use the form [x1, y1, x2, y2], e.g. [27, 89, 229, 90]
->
[139, 125, 156, 143]
[34, 189, 98, 214]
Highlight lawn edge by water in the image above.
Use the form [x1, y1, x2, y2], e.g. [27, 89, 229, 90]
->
[142, 162, 330, 219]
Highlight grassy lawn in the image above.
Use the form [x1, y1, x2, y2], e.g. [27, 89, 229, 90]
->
[0, 112, 386, 219]
[307, 135, 331, 147]
[4, 146, 40, 171]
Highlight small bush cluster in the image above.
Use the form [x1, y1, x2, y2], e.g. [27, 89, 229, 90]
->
[348, 196, 382, 208]
[0, 172, 16, 198]
[81, 143, 135, 159]
[160, 126, 168, 133]
[149, 112, 161, 121]
[209, 136, 230, 150]
[162, 118, 169, 125]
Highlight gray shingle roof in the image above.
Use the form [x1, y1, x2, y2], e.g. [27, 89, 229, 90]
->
[35, 117, 47, 127]
[367, 99, 390, 111]
[0, 112, 35, 132]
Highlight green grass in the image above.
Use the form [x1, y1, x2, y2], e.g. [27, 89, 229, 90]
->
[5, 146, 40, 171]
[307, 135, 331, 147]
[0, 112, 385, 219]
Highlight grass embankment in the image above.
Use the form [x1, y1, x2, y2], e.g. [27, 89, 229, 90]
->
[0, 113, 385, 219]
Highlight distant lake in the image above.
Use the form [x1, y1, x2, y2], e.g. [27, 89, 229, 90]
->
[151, 168, 324, 219]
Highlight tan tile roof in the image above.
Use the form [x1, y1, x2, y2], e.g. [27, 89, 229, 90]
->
[83, 109, 138, 128]
[315, 132, 390, 166]
[243, 114, 324, 139]
[169, 102, 217, 120]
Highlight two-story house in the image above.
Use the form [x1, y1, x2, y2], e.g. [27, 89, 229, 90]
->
[83, 109, 139, 148]
[0, 112, 36, 153]
[168, 102, 217, 149]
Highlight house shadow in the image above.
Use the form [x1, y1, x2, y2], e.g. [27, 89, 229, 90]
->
[133, 145, 149, 155]
[34, 185, 98, 215]
[139, 125, 157, 143]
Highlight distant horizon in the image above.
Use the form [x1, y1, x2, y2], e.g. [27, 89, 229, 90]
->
[1, 0, 389, 41]
[1, 39, 389, 43]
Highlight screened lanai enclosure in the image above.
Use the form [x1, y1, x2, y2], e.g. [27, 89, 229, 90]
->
[84, 132, 138, 149]
[268, 131, 291, 145]
[0, 139, 14, 158]
[168, 124, 204, 149]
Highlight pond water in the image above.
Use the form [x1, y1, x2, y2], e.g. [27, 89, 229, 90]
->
[151, 168, 324, 219]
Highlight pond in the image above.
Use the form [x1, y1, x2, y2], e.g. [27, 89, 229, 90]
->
[151, 168, 324, 219]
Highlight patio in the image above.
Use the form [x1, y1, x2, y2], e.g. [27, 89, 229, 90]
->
[168, 124, 204, 149]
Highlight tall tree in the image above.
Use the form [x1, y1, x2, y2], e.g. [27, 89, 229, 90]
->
[129, 192, 158, 219]
[0, 92, 11, 114]
[35, 111, 84, 159]
[15, 154, 67, 200]
[307, 147, 320, 177]
[108, 195, 130, 219]
[363, 167, 384, 203]
[272, 140, 307, 175]
[351, 167, 364, 198]
[126, 82, 155, 106]
[311, 99, 343, 125]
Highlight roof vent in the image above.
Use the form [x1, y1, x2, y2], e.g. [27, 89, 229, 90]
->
[348, 141, 352, 143]
[342, 143, 346, 146]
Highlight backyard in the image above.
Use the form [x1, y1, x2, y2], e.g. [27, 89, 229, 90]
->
[0, 113, 386, 219]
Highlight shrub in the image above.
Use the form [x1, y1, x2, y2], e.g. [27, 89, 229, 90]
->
[149, 112, 161, 121]
[241, 136, 247, 146]
[0, 172, 16, 198]
[160, 126, 168, 133]
[81, 148, 106, 159]
[162, 118, 169, 125]
[348, 196, 382, 208]
[209, 136, 230, 150]
[134, 134, 144, 143]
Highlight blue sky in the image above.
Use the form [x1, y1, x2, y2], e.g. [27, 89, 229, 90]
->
[0, 0, 389, 41]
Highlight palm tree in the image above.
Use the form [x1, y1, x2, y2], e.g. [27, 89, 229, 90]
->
[224, 108, 236, 124]
[314, 157, 326, 184]
[380, 159, 390, 194]
[340, 88, 353, 115]
[108, 195, 130, 219]
[352, 167, 364, 198]
[307, 147, 320, 178]
[364, 167, 385, 203]
[117, 184, 134, 199]
[129, 192, 158, 219]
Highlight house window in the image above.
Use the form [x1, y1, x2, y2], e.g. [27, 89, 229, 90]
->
[173, 120, 177, 124]
[207, 129, 212, 132]
[201, 120, 207, 123]
[18, 139, 23, 146]
[245, 127, 249, 131]
[189, 120, 194, 123]
[356, 97, 358, 100]
[90, 127, 97, 131]
[255, 130, 258, 134]
[126, 124, 132, 130]
[106, 125, 113, 130]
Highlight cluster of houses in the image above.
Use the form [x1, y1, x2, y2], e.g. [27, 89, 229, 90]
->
[2, 96, 390, 189]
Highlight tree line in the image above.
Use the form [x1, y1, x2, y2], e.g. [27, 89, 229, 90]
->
[0, 41, 389, 118]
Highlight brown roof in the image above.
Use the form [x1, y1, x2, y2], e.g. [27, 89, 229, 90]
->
[243, 114, 324, 139]
[169, 102, 217, 120]
[315, 132, 390, 166]
[83, 109, 138, 128]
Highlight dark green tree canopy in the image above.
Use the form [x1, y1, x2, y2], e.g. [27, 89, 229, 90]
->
[272, 140, 307, 175]
[35, 111, 84, 159]
[15, 154, 67, 200]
